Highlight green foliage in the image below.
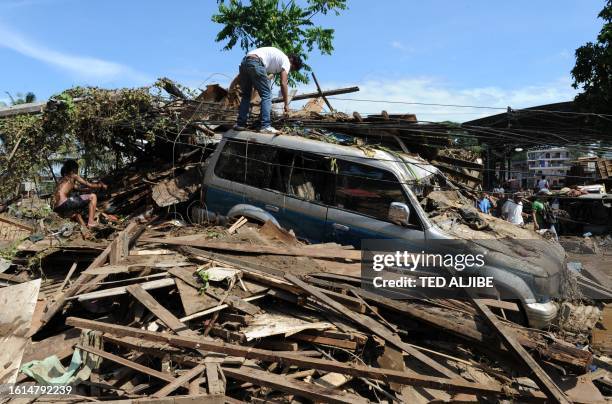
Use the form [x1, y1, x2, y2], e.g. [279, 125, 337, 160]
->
[197, 267, 210, 293]
[0, 84, 179, 199]
[212, 0, 347, 84]
[571, 1, 612, 124]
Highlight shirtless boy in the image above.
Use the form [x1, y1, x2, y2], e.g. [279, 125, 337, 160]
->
[53, 159, 107, 228]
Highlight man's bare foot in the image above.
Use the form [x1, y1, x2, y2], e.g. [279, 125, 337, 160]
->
[87, 222, 100, 229]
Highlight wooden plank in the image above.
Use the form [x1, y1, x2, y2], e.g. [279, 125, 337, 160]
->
[168, 267, 201, 289]
[224, 294, 261, 316]
[66, 317, 516, 397]
[0, 273, 27, 283]
[283, 274, 463, 380]
[76, 344, 189, 387]
[140, 236, 360, 260]
[39, 221, 142, 330]
[223, 366, 366, 404]
[317, 277, 593, 372]
[126, 284, 195, 336]
[289, 333, 357, 350]
[475, 298, 520, 312]
[205, 363, 225, 395]
[471, 298, 571, 404]
[0, 215, 34, 232]
[179, 294, 266, 322]
[0, 279, 41, 384]
[57, 262, 78, 293]
[73, 278, 175, 301]
[175, 278, 218, 316]
[311, 72, 335, 112]
[99, 395, 225, 404]
[152, 364, 205, 398]
[271, 86, 360, 103]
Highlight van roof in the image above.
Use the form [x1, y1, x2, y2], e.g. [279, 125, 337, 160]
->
[223, 129, 440, 181]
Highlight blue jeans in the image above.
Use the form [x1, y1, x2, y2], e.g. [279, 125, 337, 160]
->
[237, 57, 272, 128]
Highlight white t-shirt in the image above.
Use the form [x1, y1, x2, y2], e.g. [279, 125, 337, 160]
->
[502, 200, 524, 225]
[537, 179, 549, 190]
[247, 47, 291, 74]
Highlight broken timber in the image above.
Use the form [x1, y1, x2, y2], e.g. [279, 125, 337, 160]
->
[471, 298, 572, 404]
[66, 316, 521, 398]
[139, 236, 360, 260]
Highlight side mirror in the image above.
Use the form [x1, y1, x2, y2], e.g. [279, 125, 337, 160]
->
[388, 202, 410, 226]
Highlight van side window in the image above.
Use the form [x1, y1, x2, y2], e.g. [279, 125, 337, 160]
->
[334, 160, 418, 225]
[215, 140, 285, 191]
[215, 140, 246, 183]
[286, 152, 334, 204]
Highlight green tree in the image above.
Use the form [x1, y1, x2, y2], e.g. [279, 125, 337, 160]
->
[571, 1, 612, 119]
[212, 0, 347, 84]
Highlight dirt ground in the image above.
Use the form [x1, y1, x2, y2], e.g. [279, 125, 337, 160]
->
[561, 235, 612, 282]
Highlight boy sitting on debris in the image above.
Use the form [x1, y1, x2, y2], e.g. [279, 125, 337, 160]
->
[53, 159, 107, 228]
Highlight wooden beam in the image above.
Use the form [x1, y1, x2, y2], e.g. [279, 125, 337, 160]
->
[140, 236, 360, 260]
[0, 101, 46, 118]
[66, 317, 514, 397]
[126, 284, 197, 336]
[205, 363, 225, 395]
[57, 262, 78, 293]
[39, 221, 142, 329]
[152, 364, 205, 398]
[223, 366, 366, 404]
[283, 273, 462, 380]
[72, 278, 175, 301]
[76, 345, 189, 387]
[311, 73, 334, 112]
[271, 86, 359, 103]
[179, 293, 266, 322]
[312, 276, 592, 371]
[471, 298, 571, 404]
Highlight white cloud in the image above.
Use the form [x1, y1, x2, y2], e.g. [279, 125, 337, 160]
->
[390, 40, 413, 53]
[0, 24, 150, 84]
[318, 76, 577, 122]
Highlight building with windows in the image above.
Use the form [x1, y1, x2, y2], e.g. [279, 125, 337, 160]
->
[526, 147, 572, 188]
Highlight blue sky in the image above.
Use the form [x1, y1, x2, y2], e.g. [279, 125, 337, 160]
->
[0, 0, 604, 121]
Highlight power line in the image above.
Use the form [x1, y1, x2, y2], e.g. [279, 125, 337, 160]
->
[328, 96, 612, 119]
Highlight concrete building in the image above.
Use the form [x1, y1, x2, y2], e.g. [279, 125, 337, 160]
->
[526, 147, 571, 188]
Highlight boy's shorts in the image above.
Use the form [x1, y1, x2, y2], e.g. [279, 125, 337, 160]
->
[54, 194, 91, 218]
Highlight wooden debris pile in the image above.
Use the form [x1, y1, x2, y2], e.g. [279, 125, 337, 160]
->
[1, 216, 609, 403]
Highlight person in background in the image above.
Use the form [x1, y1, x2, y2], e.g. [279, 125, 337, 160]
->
[502, 192, 524, 226]
[478, 192, 493, 214]
[233, 46, 303, 134]
[493, 183, 505, 195]
[53, 159, 107, 228]
[532, 191, 559, 240]
[537, 175, 550, 192]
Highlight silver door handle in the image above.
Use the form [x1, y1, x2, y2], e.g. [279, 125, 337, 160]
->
[265, 204, 279, 212]
[332, 223, 349, 231]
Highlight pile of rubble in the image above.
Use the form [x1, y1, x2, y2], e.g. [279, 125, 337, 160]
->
[0, 79, 611, 403]
[0, 210, 609, 403]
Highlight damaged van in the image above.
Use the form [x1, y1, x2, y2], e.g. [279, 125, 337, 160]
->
[199, 130, 565, 328]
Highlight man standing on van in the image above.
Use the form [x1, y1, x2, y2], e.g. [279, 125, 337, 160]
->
[234, 47, 303, 134]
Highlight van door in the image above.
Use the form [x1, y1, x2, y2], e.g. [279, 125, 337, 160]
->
[208, 139, 284, 217]
[280, 150, 334, 243]
[325, 159, 425, 248]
